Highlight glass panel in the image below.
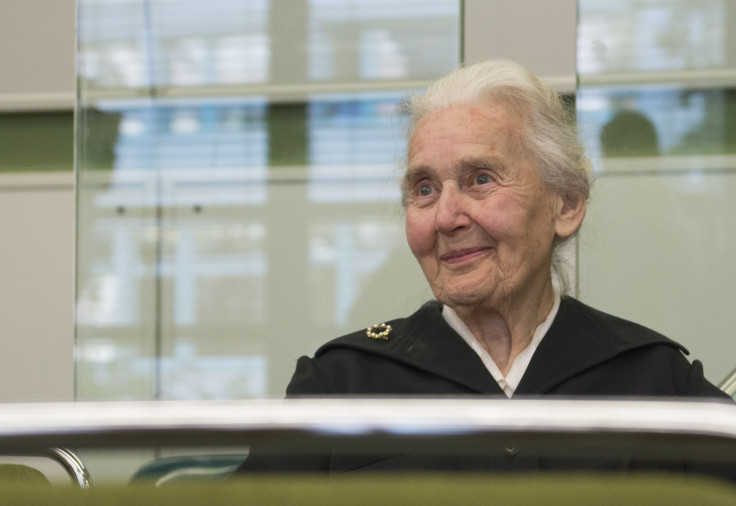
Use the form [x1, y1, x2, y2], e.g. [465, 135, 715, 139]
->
[577, 0, 736, 385]
[75, 0, 457, 400]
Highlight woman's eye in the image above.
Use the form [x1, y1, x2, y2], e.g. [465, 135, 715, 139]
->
[474, 173, 492, 185]
[418, 183, 434, 196]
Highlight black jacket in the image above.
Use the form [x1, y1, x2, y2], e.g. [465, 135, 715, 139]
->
[237, 297, 730, 475]
[288, 297, 725, 398]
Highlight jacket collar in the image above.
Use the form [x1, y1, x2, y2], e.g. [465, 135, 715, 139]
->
[317, 298, 685, 396]
[318, 301, 503, 394]
[515, 297, 686, 394]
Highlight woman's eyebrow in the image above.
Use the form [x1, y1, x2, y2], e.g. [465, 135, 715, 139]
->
[459, 155, 503, 170]
[404, 165, 433, 184]
[404, 156, 504, 185]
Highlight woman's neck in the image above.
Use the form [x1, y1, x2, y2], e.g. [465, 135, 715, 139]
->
[452, 283, 556, 375]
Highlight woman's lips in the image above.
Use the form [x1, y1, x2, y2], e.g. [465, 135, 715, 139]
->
[440, 247, 491, 264]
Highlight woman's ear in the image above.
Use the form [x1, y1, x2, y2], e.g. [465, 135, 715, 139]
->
[554, 192, 586, 239]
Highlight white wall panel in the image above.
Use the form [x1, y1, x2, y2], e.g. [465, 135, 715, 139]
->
[0, 0, 76, 110]
[0, 174, 74, 401]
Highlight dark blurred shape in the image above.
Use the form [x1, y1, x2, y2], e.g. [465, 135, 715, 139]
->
[600, 109, 659, 157]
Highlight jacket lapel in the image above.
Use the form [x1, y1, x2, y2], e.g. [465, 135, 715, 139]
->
[324, 301, 504, 394]
[515, 297, 684, 395]
[396, 302, 505, 394]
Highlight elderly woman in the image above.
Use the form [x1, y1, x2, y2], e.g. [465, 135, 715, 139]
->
[236, 59, 728, 474]
[286, 59, 724, 400]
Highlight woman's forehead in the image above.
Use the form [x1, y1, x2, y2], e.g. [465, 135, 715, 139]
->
[407, 103, 524, 168]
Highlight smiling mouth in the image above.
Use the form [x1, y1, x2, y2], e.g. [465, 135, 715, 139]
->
[440, 247, 491, 264]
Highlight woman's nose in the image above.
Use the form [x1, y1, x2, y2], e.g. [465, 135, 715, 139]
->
[435, 187, 471, 234]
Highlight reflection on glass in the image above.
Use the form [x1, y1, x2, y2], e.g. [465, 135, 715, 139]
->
[579, 88, 736, 162]
[76, 0, 456, 401]
[578, 0, 732, 76]
[577, 0, 736, 385]
[78, 0, 270, 90]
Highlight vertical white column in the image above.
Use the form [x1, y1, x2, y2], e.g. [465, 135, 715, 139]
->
[462, 0, 577, 93]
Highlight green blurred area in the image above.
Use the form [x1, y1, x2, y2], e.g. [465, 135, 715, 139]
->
[0, 111, 74, 173]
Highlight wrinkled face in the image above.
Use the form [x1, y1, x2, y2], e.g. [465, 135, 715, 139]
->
[405, 102, 565, 311]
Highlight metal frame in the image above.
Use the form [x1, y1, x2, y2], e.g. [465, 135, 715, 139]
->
[47, 448, 93, 488]
[720, 368, 736, 397]
[0, 448, 92, 488]
[1, 399, 735, 483]
[0, 399, 734, 455]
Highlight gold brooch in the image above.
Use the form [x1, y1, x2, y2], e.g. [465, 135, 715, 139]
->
[366, 323, 392, 340]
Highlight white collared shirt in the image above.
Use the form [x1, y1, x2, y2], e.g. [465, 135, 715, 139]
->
[442, 294, 561, 398]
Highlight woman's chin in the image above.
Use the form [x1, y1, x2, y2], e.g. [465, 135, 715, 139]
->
[435, 286, 496, 310]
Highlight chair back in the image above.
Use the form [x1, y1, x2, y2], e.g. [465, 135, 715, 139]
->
[0, 463, 51, 485]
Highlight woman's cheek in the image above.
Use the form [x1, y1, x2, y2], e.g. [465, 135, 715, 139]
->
[405, 212, 434, 258]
